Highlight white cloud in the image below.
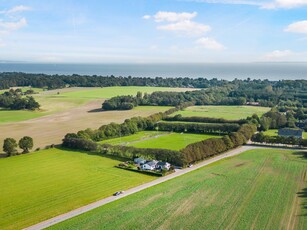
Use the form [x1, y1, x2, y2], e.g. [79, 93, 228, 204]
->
[0, 5, 31, 15]
[186, 0, 307, 9]
[157, 20, 211, 35]
[153, 11, 197, 22]
[146, 11, 210, 36]
[262, 0, 307, 9]
[0, 18, 27, 30]
[143, 15, 151, 20]
[264, 50, 292, 60]
[284, 20, 307, 34]
[196, 37, 225, 50]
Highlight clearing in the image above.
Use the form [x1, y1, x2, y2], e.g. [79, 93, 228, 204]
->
[173, 105, 270, 120]
[50, 148, 307, 230]
[0, 148, 155, 230]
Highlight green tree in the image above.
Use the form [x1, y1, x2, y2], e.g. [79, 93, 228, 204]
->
[3, 138, 18, 156]
[18, 136, 34, 153]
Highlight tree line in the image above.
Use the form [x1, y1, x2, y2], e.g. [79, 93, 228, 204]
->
[251, 132, 307, 147]
[1, 73, 306, 108]
[164, 114, 247, 124]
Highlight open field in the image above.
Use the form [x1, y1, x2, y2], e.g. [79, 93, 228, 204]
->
[0, 105, 172, 152]
[173, 105, 270, 120]
[101, 131, 221, 150]
[0, 148, 155, 230]
[51, 149, 307, 230]
[264, 129, 307, 139]
[0, 86, 192, 124]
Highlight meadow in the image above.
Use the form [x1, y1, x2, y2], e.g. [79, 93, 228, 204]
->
[264, 129, 307, 139]
[101, 131, 221, 150]
[51, 149, 307, 230]
[173, 105, 270, 120]
[0, 148, 155, 230]
[0, 86, 191, 123]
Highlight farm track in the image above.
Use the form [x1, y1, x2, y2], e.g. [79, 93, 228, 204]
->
[23, 145, 296, 230]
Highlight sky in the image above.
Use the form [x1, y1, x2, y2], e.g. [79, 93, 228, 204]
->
[1, 0, 307, 63]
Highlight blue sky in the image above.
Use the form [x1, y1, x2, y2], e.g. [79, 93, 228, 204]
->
[1, 0, 307, 63]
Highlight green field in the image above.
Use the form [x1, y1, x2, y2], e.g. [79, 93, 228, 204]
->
[173, 105, 270, 120]
[264, 129, 307, 139]
[0, 86, 189, 123]
[101, 131, 220, 150]
[51, 149, 307, 230]
[0, 148, 155, 230]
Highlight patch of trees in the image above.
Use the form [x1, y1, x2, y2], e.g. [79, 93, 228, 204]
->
[0, 89, 40, 110]
[2, 136, 34, 156]
[259, 108, 297, 131]
[156, 122, 240, 134]
[251, 132, 307, 147]
[164, 114, 247, 124]
[180, 124, 257, 164]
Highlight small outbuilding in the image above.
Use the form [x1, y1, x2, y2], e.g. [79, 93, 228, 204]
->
[278, 128, 303, 139]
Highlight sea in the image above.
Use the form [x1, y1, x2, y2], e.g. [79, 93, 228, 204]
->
[0, 63, 306, 80]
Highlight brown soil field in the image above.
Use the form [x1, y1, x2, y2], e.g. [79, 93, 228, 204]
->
[0, 100, 170, 152]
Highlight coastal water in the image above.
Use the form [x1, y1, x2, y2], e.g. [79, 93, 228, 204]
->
[0, 63, 306, 80]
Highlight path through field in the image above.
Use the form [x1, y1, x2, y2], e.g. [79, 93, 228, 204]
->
[23, 145, 281, 230]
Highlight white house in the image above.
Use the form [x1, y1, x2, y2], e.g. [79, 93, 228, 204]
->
[156, 161, 171, 170]
[141, 160, 158, 170]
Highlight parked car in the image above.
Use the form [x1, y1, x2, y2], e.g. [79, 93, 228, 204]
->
[113, 191, 124, 196]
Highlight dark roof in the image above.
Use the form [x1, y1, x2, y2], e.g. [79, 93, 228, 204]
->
[278, 128, 303, 138]
[157, 162, 170, 166]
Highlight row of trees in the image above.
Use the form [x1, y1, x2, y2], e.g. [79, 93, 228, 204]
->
[181, 124, 257, 164]
[0, 89, 40, 110]
[155, 122, 240, 134]
[251, 133, 307, 147]
[164, 114, 246, 124]
[2, 136, 34, 156]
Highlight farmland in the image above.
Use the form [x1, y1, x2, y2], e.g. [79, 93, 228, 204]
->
[264, 129, 307, 139]
[173, 105, 270, 120]
[0, 86, 192, 124]
[101, 131, 221, 150]
[51, 149, 307, 230]
[0, 148, 155, 230]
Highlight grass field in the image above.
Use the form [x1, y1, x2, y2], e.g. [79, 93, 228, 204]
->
[264, 129, 307, 139]
[101, 131, 220, 150]
[173, 105, 270, 120]
[51, 149, 307, 230]
[0, 86, 192, 124]
[0, 148, 155, 230]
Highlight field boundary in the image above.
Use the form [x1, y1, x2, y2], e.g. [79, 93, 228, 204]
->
[24, 145, 261, 230]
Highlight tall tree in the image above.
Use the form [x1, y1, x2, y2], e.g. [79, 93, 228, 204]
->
[3, 138, 18, 156]
[18, 136, 34, 153]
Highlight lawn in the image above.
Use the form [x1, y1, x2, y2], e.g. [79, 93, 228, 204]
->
[0, 86, 189, 124]
[0, 148, 155, 230]
[101, 131, 221, 150]
[173, 105, 270, 120]
[264, 129, 307, 139]
[50, 149, 307, 230]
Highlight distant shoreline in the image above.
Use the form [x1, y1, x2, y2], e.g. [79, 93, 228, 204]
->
[0, 62, 306, 80]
